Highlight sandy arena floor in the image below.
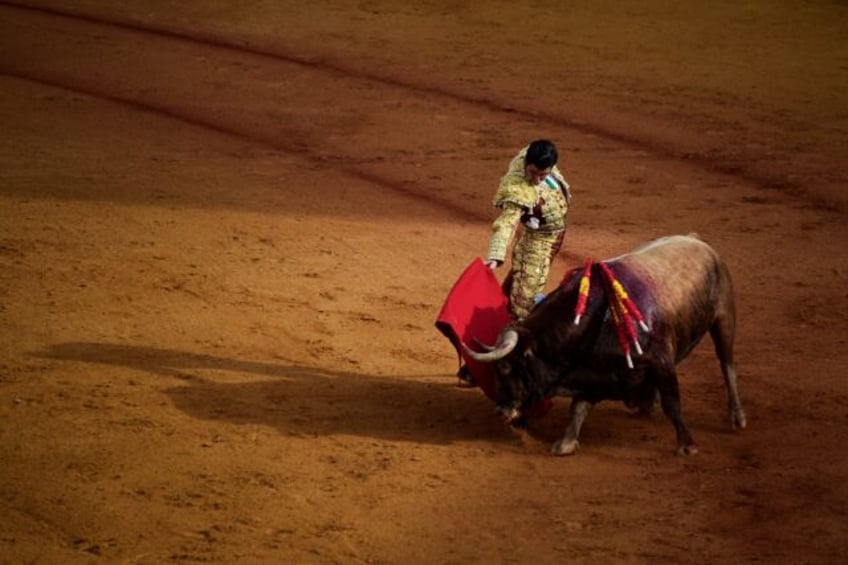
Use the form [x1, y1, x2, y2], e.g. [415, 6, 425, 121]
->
[1, 2, 847, 563]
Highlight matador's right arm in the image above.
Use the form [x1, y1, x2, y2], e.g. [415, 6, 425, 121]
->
[486, 203, 524, 265]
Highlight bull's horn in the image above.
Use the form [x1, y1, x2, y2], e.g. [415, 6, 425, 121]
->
[462, 329, 519, 362]
[473, 337, 496, 352]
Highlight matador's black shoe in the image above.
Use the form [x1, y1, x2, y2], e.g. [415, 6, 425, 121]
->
[456, 364, 476, 388]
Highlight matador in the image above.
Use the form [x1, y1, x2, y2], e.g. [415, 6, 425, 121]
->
[485, 139, 572, 319]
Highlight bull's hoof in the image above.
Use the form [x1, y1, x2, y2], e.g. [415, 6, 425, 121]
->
[627, 406, 654, 419]
[732, 409, 748, 430]
[676, 443, 699, 456]
[551, 438, 579, 456]
[509, 415, 529, 429]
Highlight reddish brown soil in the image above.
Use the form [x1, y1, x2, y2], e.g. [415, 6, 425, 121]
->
[2, 2, 847, 563]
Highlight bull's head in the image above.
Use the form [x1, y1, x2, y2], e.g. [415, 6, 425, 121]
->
[463, 326, 543, 423]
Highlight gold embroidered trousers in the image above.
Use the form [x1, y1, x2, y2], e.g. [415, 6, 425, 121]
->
[504, 228, 565, 319]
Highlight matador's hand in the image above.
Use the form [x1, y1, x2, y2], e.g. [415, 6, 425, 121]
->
[484, 260, 499, 270]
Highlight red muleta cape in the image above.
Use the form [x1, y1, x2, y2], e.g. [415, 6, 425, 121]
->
[435, 258, 552, 417]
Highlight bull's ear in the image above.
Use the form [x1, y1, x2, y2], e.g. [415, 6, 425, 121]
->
[521, 330, 536, 359]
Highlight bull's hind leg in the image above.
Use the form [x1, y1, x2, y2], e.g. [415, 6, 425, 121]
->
[653, 361, 697, 455]
[710, 313, 747, 430]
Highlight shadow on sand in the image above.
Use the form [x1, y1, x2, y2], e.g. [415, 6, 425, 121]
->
[31, 342, 520, 446]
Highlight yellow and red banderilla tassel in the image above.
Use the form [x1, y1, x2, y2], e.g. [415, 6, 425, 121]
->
[572, 258, 593, 325]
[572, 260, 651, 369]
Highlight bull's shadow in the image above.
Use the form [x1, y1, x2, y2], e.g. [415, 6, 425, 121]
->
[31, 342, 515, 446]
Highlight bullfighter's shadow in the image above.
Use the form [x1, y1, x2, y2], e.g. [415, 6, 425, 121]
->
[31, 342, 520, 446]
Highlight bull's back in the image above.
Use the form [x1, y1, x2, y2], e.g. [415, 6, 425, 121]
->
[612, 234, 733, 360]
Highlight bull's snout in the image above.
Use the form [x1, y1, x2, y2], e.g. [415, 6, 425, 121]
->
[496, 404, 522, 424]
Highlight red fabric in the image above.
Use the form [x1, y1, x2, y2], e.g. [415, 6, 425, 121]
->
[435, 258, 552, 417]
[435, 258, 511, 400]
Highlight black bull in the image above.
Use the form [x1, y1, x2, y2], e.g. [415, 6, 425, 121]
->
[464, 234, 747, 456]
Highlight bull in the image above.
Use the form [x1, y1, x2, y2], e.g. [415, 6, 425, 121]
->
[464, 234, 747, 456]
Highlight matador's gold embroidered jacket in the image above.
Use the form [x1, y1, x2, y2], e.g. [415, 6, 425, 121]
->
[486, 146, 572, 263]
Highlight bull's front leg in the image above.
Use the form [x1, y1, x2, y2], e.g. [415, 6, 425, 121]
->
[552, 397, 592, 456]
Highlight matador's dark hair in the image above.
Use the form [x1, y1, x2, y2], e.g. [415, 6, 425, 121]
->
[524, 139, 558, 169]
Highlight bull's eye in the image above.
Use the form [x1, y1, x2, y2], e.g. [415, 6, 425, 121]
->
[498, 360, 511, 376]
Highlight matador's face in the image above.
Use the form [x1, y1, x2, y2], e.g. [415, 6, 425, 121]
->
[524, 163, 552, 185]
